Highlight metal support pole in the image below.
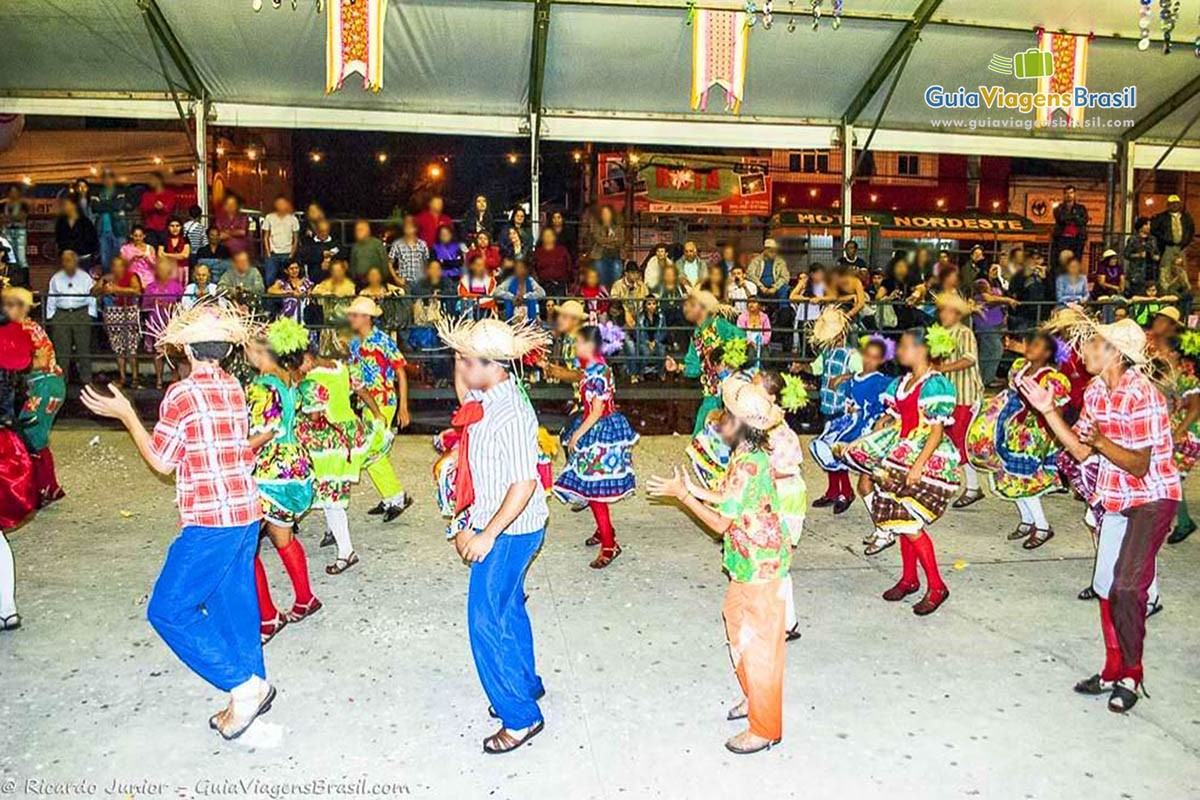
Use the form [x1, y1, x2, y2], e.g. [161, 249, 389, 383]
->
[195, 97, 209, 220]
[530, 111, 541, 238]
[841, 123, 853, 249]
[1122, 141, 1136, 235]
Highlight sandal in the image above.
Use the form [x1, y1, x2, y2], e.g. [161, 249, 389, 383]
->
[1074, 674, 1112, 695]
[260, 613, 287, 645]
[1108, 680, 1141, 714]
[319, 531, 336, 548]
[0, 613, 21, 632]
[1078, 586, 1097, 601]
[210, 685, 277, 741]
[882, 580, 920, 602]
[864, 531, 895, 556]
[326, 552, 359, 575]
[589, 544, 622, 569]
[584, 533, 601, 547]
[1008, 522, 1035, 541]
[952, 489, 984, 509]
[1168, 520, 1196, 544]
[1022, 527, 1055, 550]
[483, 720, 545, 754]
[284, 597, 323, 623]
[724, 731, 782, 754]
[785, 624, 802, 642]
[912, 586, 949, 616]
[1145, 598, 1163, 619]
[726, 700, 749, 721]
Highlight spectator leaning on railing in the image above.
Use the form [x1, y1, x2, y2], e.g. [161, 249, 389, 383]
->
[45, 250, 97, 385]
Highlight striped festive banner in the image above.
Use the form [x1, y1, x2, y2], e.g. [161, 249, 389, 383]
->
[326, 0, 387, 94]
[1035, 31, 1089, 126]
[691, 9, 749, 114]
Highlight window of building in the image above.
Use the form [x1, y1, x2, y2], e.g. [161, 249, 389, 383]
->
[897, 154, 920, 176]
[788, 150, 830, 174]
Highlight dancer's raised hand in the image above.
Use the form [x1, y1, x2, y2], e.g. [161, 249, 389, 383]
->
[80, 383, 134, 423]
[646, 467, 687, 500]
[1015, 369, 1054, 414]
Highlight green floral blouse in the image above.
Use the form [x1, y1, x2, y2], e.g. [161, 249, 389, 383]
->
[717, 447, 791, 583]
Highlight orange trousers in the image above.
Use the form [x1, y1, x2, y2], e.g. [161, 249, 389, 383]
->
[722, 579, 786, 741]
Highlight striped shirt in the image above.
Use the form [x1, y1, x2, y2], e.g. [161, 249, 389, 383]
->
[944, 322, 984, 406]
[464, 377, 549, 535]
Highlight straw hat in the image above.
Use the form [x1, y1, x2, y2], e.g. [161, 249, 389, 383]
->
[153, 295, 254, 348]
[1154, 306, 1182, 326]
[1096, 318, 1149, 365]
[686, 287, 735, 318]
[556, 299, 586, 320]
[1, 286, 36, 308]
[763, 238, 778, 250]
[720, 376, 783, 431]
[345, 295, 383, 317]
[437, 315, 550, 361]
[809, 305, 851, 348]
[934, 291, 973, 316]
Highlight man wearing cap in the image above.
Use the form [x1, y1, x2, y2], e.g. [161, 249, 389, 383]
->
[1152, 195, 1194, 286]
[647, 376, 791, 755]
[747, 239, 790, 308]
[80, 304, 273, 740]
[1018, 317, 1181, 713]
[1052, 185, 1088, 269]
[345, 295, 411, 522]
[439, 317, 551, 754]
[541, 299, 587, 384]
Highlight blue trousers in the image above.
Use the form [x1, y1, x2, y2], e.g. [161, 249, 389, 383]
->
[467, 529, 545, 729]
[147, 521, 265, 691]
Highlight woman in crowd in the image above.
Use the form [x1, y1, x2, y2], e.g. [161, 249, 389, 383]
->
[464, 194, 494, 244]
[457, 253, 498, 319]
[141, 257, 184, 389]
[120, 224, 157, 288]
[1056, 257, 1090, 307]
[245, 319, 318, 645]
[3, 286, 66, 507]
[158, 216, 191, 284]
[587, 204, 624, 287]
[737, 296, 771, 367]
[842, 326, 960, 616]
[578, 265, 610, 321]
[267, 260, 313, 323]
[182, 262, 218, 311]
[432, 224, 465, 280]
[95, 255, 142, 387]
[966, 332, 1071, 549]
[553, 325, 639, 569]
[647, 377, 792, 755]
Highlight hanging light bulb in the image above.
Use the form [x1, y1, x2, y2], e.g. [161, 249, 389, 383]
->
[252, 0, 263, 11]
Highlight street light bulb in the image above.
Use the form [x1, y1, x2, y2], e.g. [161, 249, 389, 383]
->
[572, 150, 583, 163]
[628, 153, 640, 165]
[936, 198, 945, 208]
[245, 148, 258, 161]
[869, 193, 878, 203]
[992, 200, 1001, 210]
[20, 176, 32, 186]
[809, 188, 818, 198]
[377, 152, 388, 163]
[428, 164, 443, 179]
[309, 151, 322, 163]
[507, 153, 519, 165]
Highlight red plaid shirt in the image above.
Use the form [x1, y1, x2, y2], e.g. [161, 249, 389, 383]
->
[148, 365, 261, 528]
[1076, 369, 1181, 513]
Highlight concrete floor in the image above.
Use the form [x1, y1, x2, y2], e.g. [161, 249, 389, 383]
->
[2, 424, 1199, 800]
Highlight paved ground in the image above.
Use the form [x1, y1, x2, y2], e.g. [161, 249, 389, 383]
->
[2, 424, 1199, 800]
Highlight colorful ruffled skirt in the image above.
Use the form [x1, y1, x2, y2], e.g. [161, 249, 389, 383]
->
[843, 425, 961, 535]
[297, 414, 391, 508]
[254, 441, 314, 526]
[809, 410, 875, 472]
[553, 412, 638, 504]
[687, 407, 730, 489]
[0, 428, 36, 530]
[966, 391, 1062, 500]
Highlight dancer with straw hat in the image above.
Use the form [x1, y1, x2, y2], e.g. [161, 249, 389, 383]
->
[438, 315, 552, 754]
[807, 305, 861, 513]
[647, 376, 793, 755]
[80, 299, 274, 740]
[1021, 313, 1180, 713]
[934, 292, 987, 509]
[663, 288, 745, 434]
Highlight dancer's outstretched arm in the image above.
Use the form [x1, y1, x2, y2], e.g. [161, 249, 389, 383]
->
[647, 468, 732, 536]
[80, 384, 173, 475]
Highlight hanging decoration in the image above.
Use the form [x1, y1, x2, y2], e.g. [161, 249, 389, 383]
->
[832, 0, 843, 29]
[811, 0, 823, 31]
[1034, 29, 1090, 127]
[690, 8, 751, 113]
[762, 0, 774, 30]
[1160, 0, 1181, 54]
[326, 0, 387, 94]
[253, 0, 322, 12]
[787, 0, 797, 32]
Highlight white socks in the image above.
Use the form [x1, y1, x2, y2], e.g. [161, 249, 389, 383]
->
[0, 533, 15, 619]
[1016, 498, 1034, 524]
[963, 465, 980, 491]
[1027, 498, 1049, 530]
[384, 492, 406, 507]
[231, 675, 268, 711]
[862, 492, 875, 514]
[324, 506, 353, 559]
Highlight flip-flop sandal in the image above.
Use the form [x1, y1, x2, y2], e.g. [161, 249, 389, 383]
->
[1108, 682, 1140, 714]
[0, 614, 21, 632]
[725, 735, 782, 754]
[1023, 527, 1055, 550]
[726, 702, 748, 721]
[785, 624, 802, 642]
[326, 552, 359, 575]
[1078, 586, 1097, 601]
[1008, 522, 1035, 541]
[1145, 599, 1164, 619]
[1074, 674, 1111, 695]
[260, 613, 287, 646]
[483, 720, 545, 754]
[211, 685, 277, 741]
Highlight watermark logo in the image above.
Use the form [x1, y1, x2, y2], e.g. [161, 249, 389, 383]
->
[988, 49, 1053, 80]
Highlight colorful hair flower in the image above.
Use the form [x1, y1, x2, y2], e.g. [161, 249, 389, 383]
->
[721, 337, 749, 369]
[925, 324, 956, 360]
[266, 318, 310, 356]
[780, 373, 809, 412]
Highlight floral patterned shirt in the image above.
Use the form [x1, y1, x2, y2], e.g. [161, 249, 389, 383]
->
[717, 447, 791, 583]
[348, 327, 406, 410]
[20, 319, 60, 376]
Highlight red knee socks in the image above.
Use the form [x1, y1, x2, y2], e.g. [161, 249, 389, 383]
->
[590, 501, 616, 549]
[254, 556, 278, 623]
[911, 531, 946, 593]
[1099, 598, 1127, 683]
[824, 470, 853, 500]
[898, 534, 919, 587]
[277, 537, 315, 606]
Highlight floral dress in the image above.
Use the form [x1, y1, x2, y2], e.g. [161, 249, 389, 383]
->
[843, 370, 961, 534]
[295, 362, 391, 508]
[553, 360, 638, 504]
[966, 359, 1071, 499]
[1167, 359, 1200, 475]
[18, 319, 64, 453]
[717, 447, 792, 584]
[810, 370, 891, 472]
[247, 373, 314, 526]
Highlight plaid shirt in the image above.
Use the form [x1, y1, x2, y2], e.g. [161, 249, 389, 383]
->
[1076, 369, 1181, 513]
[388, 238, 429, 284]
[148, 365, 261, 528]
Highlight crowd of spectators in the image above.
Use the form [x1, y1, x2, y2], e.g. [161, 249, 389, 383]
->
[0, 176, 1195, 390]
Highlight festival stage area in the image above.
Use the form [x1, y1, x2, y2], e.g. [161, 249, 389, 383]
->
[3, 425, 1199, 800]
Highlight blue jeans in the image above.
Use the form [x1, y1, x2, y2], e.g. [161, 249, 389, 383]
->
[98, 229, 120, 271]
[264, 253, 291, 288]
[467, 528, 545, 729]
[147, 520, 265, 691]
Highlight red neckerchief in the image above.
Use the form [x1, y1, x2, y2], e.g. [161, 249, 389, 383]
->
[451, 401, 485, 516]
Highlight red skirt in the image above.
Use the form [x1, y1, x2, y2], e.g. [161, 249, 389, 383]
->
[0, 428, 36, 529]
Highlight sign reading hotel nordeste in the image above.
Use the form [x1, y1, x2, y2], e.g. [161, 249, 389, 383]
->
[924, 48, 1136, 115]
